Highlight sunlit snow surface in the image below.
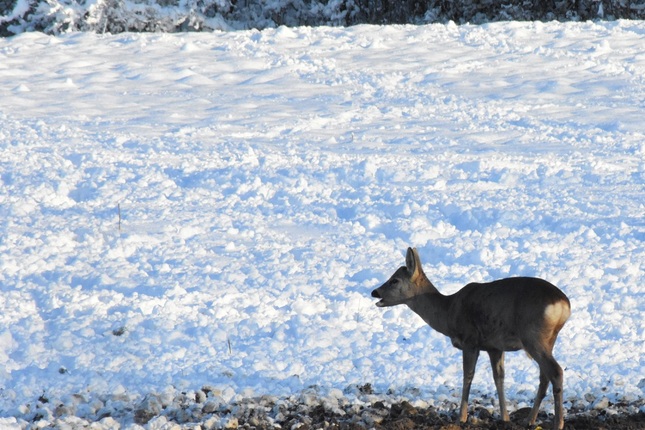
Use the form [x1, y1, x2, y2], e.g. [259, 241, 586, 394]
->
[0, 20, 644, 426]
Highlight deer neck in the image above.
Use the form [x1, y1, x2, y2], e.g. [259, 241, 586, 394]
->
[405, 278, 451, 337]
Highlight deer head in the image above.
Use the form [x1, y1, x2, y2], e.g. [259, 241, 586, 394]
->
[371, 248, 435, 307]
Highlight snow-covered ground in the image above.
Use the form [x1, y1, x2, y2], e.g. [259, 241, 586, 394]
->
[0, 20, 644, 428]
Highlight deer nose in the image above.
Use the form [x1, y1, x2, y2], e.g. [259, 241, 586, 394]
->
[371, 289, 381, 298]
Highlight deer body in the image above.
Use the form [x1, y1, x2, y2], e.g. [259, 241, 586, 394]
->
[371, 248, 570, 430]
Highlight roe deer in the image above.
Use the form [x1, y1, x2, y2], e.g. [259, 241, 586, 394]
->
[371, 248, 570, 430]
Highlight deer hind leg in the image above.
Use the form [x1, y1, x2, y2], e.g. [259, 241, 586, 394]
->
[459, 348, 480, 423]
[488, 350, 509, 421]
[525, 343, 565, 430]
[550, 358, 565, 430]
[528, 369, 549, 426]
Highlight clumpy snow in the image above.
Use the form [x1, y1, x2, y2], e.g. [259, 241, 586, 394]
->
[0, 20, 644, 428]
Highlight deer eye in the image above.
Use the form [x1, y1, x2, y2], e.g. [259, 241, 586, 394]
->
[390, 279, 400, 285]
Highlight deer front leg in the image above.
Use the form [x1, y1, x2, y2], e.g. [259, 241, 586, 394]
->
[488, 349, 510, 421]
[459, 348, 480, 423]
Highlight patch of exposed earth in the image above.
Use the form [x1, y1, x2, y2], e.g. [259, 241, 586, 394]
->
[5, 385, 644, 429]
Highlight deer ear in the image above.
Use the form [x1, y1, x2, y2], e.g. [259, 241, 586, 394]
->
[405, 247, 418, 277]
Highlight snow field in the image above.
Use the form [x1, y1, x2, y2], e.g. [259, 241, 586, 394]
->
[0, 19, 644, 428]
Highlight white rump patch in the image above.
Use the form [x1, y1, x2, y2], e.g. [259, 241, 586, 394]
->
[544, 302, 570, 324]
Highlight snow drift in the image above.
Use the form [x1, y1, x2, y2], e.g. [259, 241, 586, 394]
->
[0, 20, 644, 428]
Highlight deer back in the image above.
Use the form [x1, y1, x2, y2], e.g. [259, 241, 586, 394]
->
[445, 277, 570, 352]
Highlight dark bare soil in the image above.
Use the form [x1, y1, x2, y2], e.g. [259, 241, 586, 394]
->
[272, 401, 645, 430]
[21, 385, 645, 428]
[122, 385, 645, 430]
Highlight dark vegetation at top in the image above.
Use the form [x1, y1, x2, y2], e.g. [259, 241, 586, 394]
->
[1, 0, 644, 36]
